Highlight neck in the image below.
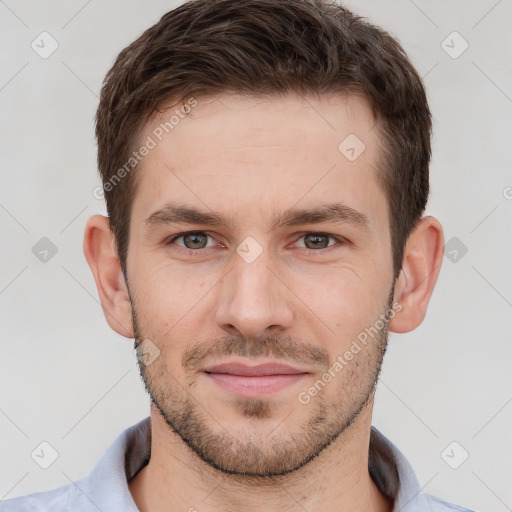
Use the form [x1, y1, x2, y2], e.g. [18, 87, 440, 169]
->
[129, 403, 393, 512]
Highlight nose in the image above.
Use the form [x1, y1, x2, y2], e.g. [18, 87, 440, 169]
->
[215, 249, 294, 339]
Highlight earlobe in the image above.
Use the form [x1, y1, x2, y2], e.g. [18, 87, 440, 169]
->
[388, 216, 444, 334]
[83, 215, 134, 338]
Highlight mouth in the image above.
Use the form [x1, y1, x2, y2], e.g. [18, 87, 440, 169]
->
[201, 361, 310, 397]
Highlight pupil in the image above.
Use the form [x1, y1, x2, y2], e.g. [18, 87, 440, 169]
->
[306, 234, 328, 249]
[185, 233, 206, 249]
[182, 233, 328, 250]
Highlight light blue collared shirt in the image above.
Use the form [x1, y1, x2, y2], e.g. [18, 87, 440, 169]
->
[0, 416, 475, 511]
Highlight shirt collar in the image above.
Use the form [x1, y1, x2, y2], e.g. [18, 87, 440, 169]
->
[83, 416, 425, 511]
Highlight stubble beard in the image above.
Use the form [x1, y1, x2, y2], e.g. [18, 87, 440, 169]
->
[130, 289, 393, 478]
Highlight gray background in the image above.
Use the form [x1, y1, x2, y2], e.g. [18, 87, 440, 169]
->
[1, 1, 511, 510]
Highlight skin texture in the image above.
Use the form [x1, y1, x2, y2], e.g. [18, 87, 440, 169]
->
[83, 92, 444, 512]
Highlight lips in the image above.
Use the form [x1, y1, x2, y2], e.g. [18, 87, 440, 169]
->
[203, 362, 307, 376]
[202, 361, 309, 396]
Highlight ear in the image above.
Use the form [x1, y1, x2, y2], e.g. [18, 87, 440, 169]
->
[389, 216, 444, 333]
[83, 214, 134, 338]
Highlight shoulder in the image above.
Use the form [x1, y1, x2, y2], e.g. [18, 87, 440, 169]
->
[0, 480, 89, 512]
[422, 493, 477, 511]
[370, 426, 476, 512]
[0, 417, 151, 512]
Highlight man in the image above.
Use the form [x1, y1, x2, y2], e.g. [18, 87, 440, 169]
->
[0, 0, 475, 510]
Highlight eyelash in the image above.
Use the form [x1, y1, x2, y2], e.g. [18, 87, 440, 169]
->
[165, 231, 346, 254]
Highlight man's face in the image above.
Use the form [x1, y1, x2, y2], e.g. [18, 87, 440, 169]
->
[126, 92, 396, 476]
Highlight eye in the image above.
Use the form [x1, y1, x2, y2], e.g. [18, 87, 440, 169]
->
[166, 231, 345, 253]
[167, 231, 217, 250]
[294, 232, 342, 250]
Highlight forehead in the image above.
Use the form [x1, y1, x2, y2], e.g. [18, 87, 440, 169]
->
[130, 92, 387, 234]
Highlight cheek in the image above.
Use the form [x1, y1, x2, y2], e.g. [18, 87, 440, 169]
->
[131, 243, 392, 348]
[130, 261, 215, 336]
[292, 267, 390, 349]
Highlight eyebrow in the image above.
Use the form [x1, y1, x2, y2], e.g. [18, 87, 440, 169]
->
[144, 202, 371, 233]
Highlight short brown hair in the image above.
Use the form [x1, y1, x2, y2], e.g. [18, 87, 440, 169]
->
[95, 0, 431, 279]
